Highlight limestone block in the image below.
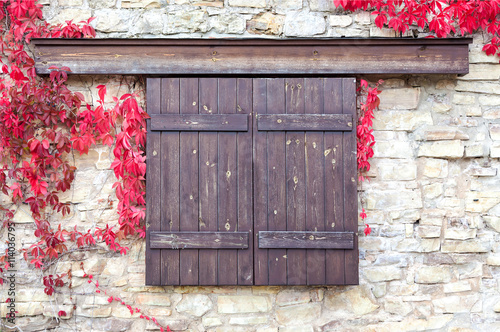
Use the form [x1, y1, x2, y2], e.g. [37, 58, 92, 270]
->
[484, 216, 500, 232]
[469, 46, 500, 63]
[432, 102, 451, 113]
[494, 302, 500, 313]
[148, 308, 172, 316]
[414, 126, 469, 141]
[112, 306, 141, 318]
[465, 144, 488, 158]
[373, 141, 413, 158]
[458, 262, 482, 279]
[489, 124, 500, 140]
[378, 88, 420, 110]
[102, 257, 127, 276]
[414, 266, 452, 284]
[363, 266, 402, 282]
[479, 95, 500, 106]
[456, 81, 500, 95]
[372, 111, 432, 131]
[444, 280, 472, 293]
[257, 328, 278, 332]
[121, 0, 161, 8]
[165, 10, 208, 34]
[325, 286, 379, 316]
[329, 15, 352, 27]
[394, 238, 440, 252]
[444, 228, 477, 240]
[452, 93, 475, 105]
[486, 255, 500, 266]
[370, 27, 397, 37]
[76, 306, 112, 318]
[420, 158, 448, 178]
[385, 297, 412, 316]
[441, 239, 490, 253]
[218, 296, 270, 313]
[464, 105, 482, 116]
[330, 27, 369, 37]
[284, 12, 326, 37]
[59, 0, 83, 5]
[95, 9, 132, 32]
[465, 192, 500, 213]
[176, 294, 212, 317]
[16, 289, 51, 302]
[211, 13, 246, 34]
[483, 109, 500, 119]
[279, 327, 313, 332]
[418, 140, 464, 159]
[247, 12, 284, 35]
[276, 290, 310, 306]
[311, 0, 335, 11]
[229, 316, 268, 325]
[136, 294, 171, 306]
[466, 166, 497, 177]
[203, 316, 222, 327]
[50, 8, 92, 25]
[1, 302, 43, 317]
[432, 294, 481, 313]
[273, 0, 302, 12]
[275, 303, 321, 325]
[377, 161, 416, 181]
[89, 0, 117, 9]
[459, 64, 500, 80]
[372, 283, 387, 298]
[492, 143, 500, 158]
[130, 10, 165, 35]
[365, 189, 422, 211]
[416, 226, 441, 238]
[228, 0, 266, 7]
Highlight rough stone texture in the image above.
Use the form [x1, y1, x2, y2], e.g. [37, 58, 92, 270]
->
[6, 3, 500, 332]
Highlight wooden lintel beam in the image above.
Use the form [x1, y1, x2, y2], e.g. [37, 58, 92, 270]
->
[32, 38, 472, 75]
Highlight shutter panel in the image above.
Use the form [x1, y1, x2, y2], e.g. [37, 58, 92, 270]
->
[253, 77, 358, 286]
[146, 78, 253, 286]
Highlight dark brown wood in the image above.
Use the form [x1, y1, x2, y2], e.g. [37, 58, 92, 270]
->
[179, 78, 199, 285]
[145, 78, 161, 286]
[342, 78, 359, 285]
[151, 114, 248, 131]
[150, 232, 249, 249]
[33, 38, 472, 75]
[259, 231, 354, 249]
[285, 78, 307, 286]
[160, 77, 181, 285]
[257, 114, 352, 131]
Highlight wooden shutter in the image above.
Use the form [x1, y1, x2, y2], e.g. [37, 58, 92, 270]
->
[146, 77, 358, 286]
[146, 78, 253, 286]
[253, 78, 358, 285]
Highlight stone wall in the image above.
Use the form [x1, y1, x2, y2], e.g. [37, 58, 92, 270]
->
[1, 1, 500, 331]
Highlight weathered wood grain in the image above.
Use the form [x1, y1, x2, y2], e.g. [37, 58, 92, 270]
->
[150, 232, 249, 249]
[33, 38, 472, 75]
[151, 114, 248, 131]
[257, 114, 352, 131]
[259, 231, 354, 249]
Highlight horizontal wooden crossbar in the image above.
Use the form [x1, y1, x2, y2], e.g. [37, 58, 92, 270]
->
[150, 114, 248, 131]
[257, 114, 352, 131]
[32, 38, 472, 75]
[258, 231, 354, 249]
[150, 231, 249, 249]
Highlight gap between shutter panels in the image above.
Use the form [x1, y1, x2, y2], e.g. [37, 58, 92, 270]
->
[146, 77, 358, 286]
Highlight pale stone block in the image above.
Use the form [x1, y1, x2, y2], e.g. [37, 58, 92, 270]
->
[112, 306, 141, 318]
[479, 95, 500, 106]
[484, 109, 500, 119]
[212, 13, 246, 34]
[373, 141, 413, 158]
[459, 64, 500, 80]
[12, 205, 34, 223]
[383, 79, 405, 88]
[95, 9, 132, 32]
[102, 257, 127, 276]
[89, 0, 116, 9]
[76, 306, 112, 317]
[489, 124, 500, 140]
[310, 0, 334, 11]
[378, 88, 420, 110]
[1, 302, 43, 317]
[365, 190, 422, 211]
[354, 11, 371, 25]
[284, 12, 326, 37]
[377, 161, 416, 181]
[465, 105, 482, 116]
[202, 317, 222, 327]
[385, 297, 412, 316]
[218, 296, 270, 313]
[414, 126, 469, 141]
[415, 266, 452, 284]
[436, 79, 456, 90]
[276, 290, 310, 306]
[469, 46, 500, 63]
[370, 27, 396, 37]
[444, 228, 477, 240]
[372, 110, 432, 131]
[59, 0, 83, 5]
[121, 0, 161, 8]
[444, 280, 472, 293]
[453, 93, 475, 105]
[456, 81, 500, 95]
[416, 225, 441, 238]
[130, 10, 165, 35]
[420, 158, 448, 178]
[229, 316, 268, 325]
[148, 308, 172, 317]
[484, 216, 500, 232]
[325, 286, 379, 316]
[328, 15, 352, 27]
[492, 143, 500, 158]
[494, 302, 500, 313]
[279, 327, 313, 332]
[247, 12, 284, 35]
[418, 140, 464, 159]
[136, 294, 171, 306]
[433, 294, 481, 313]
[50, 8, 92, 24]
[458, 262, 482, 279]
[165, 10, 209, 34]
[465, 144, 487, 158]
[466, 166, 497, 177]
[465, 192, 500, 213]
[395, 238, 440, 252]
[228, 0, 266, 7]
[441, 239, 490, 253]
[275, 303, 321, 325]
[363, 266, 402, 282]
[176, 294, 212, 317]
[329, 27, 369, 37]
[486, 255, 500, 266]
[273, 0, 302, 12]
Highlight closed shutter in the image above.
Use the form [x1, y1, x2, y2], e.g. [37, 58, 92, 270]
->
[146, 77, 358, 286]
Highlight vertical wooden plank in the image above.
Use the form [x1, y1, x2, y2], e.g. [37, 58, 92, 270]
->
[342, 77, 359, 285]
[146, 78, 161, 285]
[285, 78, 307, 285]
[198, 78, 218, 285]
[267, 78, 287, 285]
[179, 77, 199, 285]
[304, 78, 326, 285]
[160, 78, 181, 285]
[253, 78, 269, 285]
[237, 78, 254, 285]
[217, 78, 238, 285]
[324, 78, 345, 285]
